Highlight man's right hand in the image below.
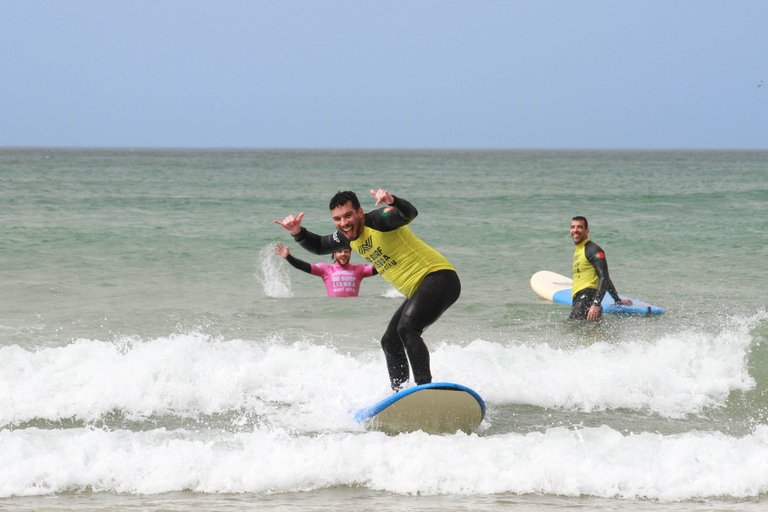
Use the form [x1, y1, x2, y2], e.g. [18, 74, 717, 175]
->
[273, 212, 305, 236]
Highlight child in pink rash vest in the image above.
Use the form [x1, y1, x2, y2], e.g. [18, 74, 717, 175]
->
[275, 243, 377, 297]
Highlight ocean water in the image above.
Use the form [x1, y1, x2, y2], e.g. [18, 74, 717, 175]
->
[1, 148, 768, 511]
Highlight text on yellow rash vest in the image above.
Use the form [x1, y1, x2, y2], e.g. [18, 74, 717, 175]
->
[350, 218, 453, 298]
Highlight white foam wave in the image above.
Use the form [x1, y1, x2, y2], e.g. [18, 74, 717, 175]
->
[440, 333, 755, 417]
[0, 314, 764, 501]
[3, 425, 768, 500]
[437, 321, 756, 418]
[0, 333, 385, 430]
[0, 314, 757, 429]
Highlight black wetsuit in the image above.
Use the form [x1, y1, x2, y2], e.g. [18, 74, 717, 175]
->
[284, 254, 312, 273]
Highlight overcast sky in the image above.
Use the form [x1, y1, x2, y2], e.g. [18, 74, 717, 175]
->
[2, 1, 767, 149]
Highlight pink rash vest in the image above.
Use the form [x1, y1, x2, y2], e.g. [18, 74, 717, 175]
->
[310, 261, 375, 297]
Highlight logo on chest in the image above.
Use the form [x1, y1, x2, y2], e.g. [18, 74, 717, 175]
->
[357, 236, 374, 253]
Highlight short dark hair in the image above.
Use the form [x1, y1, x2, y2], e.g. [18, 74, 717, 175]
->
[330, 190, 360, 211]
[572, 216, 588, 229]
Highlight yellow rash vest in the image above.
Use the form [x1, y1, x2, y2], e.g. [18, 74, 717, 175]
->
[350, 218, 453, 298]
[572, 239, 599, 295]
[572, 238, 621, 303]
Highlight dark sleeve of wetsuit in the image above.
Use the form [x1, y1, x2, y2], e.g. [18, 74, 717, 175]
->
[284, 253, 312, 274]
[292, 227, 349, 256]
[364, 195, 418, 232]
[585, 241, 622, 305]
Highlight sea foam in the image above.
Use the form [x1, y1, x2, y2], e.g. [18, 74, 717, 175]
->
[3, 424, 768, 500]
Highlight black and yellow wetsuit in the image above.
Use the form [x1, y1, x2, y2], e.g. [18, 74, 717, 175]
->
[293, 196, 460, 390]
[571, 239, 622, 320]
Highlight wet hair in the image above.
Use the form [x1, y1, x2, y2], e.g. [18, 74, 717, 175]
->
[571, 216, 588, 229]
[329, 190, 360, 211]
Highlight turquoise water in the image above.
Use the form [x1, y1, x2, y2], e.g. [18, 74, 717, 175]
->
[1, 149, 768, 510]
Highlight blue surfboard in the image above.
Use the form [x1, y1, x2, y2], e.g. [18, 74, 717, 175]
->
[531, 270, 664, 315]
[354, 382, 486, 434]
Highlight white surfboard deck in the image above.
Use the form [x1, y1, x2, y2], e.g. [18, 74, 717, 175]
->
[531, 270, 664, 315]
[354, 382, 485, 435]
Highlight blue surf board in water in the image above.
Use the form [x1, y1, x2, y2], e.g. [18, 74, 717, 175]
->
[354, 382, 485, 434]
[530, 270, 664, 315]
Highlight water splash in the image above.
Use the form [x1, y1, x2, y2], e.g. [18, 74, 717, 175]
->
[382, 286, 404, 299]
[255, 245, 293, 298]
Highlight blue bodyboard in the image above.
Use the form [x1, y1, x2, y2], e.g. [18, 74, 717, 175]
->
[552, 288, 664, 315]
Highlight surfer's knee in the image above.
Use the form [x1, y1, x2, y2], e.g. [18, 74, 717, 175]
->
[380, 329, 402, 355]
[396, 322, 423, 347]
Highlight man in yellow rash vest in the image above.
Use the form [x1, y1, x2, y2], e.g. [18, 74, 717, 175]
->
[274, 189, 460, 391]
[570, 216, 632, 321]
